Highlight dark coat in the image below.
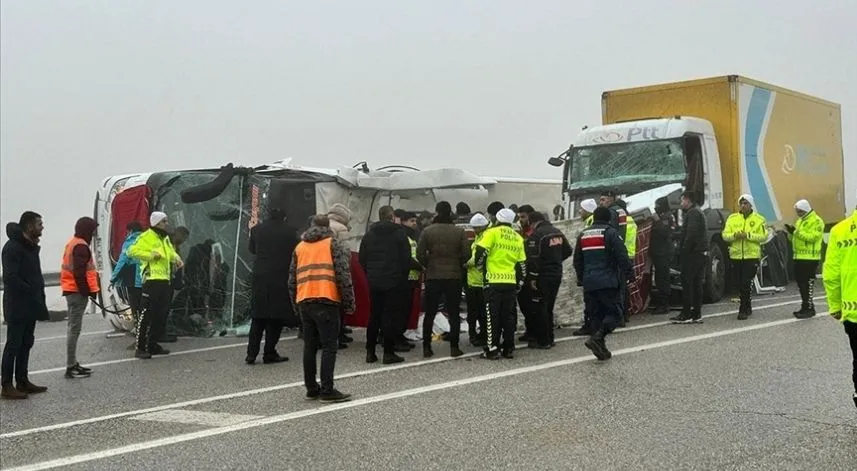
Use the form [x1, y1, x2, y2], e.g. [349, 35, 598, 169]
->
[680, 206, 707, 256]
[573, 223, 632, 292]
[650, 213, 677, 259]
[249, 219, 300, 322]
[525, 220, 573, 280]
[416, 221, 469, 280]
[359, 221, 411, 290]
[2, 223, 49, 323]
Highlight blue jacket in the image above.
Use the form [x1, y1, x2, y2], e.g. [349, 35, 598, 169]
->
[573, 223, 632, 292]
[111, 231, 143, 288]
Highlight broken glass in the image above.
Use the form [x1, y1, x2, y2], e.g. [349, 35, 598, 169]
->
[567, 139, 686, 192]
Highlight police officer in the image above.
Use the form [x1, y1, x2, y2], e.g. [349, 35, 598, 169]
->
[821, 195, 857, 409]
[722, 194, 768, 320]
[650, 197, 675, 315]
[786, 199, 824, 318]
[616, 200, 636, 325]
[600, 190, 627, 241]
[573, 207, 632, 360]
[525, 211, 572, 348]
[465, 214, 490, 347]
[573, 198, 598, 336]
[474, 208, 526, 360]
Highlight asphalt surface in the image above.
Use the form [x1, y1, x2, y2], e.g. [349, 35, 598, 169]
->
[1, 288, 855, 470]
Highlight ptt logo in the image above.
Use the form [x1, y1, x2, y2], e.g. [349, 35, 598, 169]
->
[589, 131, 624, 144]
[781, 144, 829, 175]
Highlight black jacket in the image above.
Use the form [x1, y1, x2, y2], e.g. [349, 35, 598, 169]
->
[681, 206, 707, 256]
[2, 223, 49, 323]
[249, 219, 300, 278]
[249, 219, 300, 321]
[573, 223, 632, 292]
[650, 213, 677, 259]
[359, 221, 411, 290]
[607, 203, 628, 241]
[525, 220, 573, 280]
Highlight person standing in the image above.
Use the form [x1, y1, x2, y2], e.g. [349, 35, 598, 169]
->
[573, 198, 599, 336]
[787, 199, 825, 318]
[474, 208, 526, 359]
[649, 197, 675, 315]
[398, 211, 422, 350]
[599, 190, 627, 241]
[465, 214, 490, 347]
[721, 194, 768, 320]
[515, 204, 537, 342]
[359, 206, 411, 365]
[127, 212, 183, 359]
[671, 191, 707, 324]
[1, 212, 49, 399]
[417, 201, 469, 358]
[525, 211, 572, 348]
[821, 196, 857, 409]
[160, 226, 189, 343]
[289, 215, 355, 403]
[486, 201, 505, 227]
[327, 203, 356, 347]
[573, 207, 633, 361]
[60, 217, 100, 378]
[245, 208, 299, 365]
[110, 221, 144, 345]
[454, 202, 472, 224]
[616, 200, 636, 325]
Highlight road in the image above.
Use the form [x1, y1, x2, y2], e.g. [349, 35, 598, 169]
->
[1, 289, 855, 470]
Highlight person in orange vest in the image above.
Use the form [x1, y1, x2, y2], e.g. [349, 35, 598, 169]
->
[289, 214, 356, 403]
[60, 217, 100, 379]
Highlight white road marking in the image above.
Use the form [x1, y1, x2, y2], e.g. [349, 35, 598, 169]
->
[25, 335, 299, 376]
[3, 314, 827, 471]
[0, 297, 825, 440]
[130, 410, 263, 427]
[0, 330, 112, 346]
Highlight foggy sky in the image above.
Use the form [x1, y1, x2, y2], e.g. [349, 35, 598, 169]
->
[2, 0, 856, 266]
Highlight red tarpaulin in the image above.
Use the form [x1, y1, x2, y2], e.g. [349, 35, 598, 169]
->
[109, 185, 151, 262]
[345, 251, 371, 327]
[629, 220, 653, 316]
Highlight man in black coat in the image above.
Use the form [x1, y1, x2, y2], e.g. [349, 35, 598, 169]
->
[573, 207, 633, 361]
[525, 212, 573, 348]
[650, 197, 676, 315]
[672, 190, 708, 324]
[245, 208, 300, 364]
[1, 211, 49, 399]
[359, 205, 411, 364]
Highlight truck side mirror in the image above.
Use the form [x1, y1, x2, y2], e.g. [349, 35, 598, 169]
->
[547, 157, 565, 167]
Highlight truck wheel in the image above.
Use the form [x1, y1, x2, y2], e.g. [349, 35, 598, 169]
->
[703, 242, 726, 303]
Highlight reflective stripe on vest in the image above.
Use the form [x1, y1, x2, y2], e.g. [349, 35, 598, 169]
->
[294, 237, 341, 303]
[408, 237, 420, 281]
[60, 237, 100, 294]
[584, 215, 594, 228]
[625, 215, 637, 258]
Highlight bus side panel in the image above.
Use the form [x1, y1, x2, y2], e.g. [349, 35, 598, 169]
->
[736, 81, 845, 223]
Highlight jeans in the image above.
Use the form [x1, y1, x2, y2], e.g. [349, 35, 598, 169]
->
[1, 319, 36, 384]
[300, 302, 340, 394]
[65, 293, 89, 367]
[794, 260, 819, 311]
[680, 253, 706, 317]
[423, 279, 463, 347]
[485, 285, 518, 352]
[246, 318, 285, 358]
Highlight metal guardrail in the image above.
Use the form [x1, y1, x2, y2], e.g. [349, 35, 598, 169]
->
[0, 271, 61, 291]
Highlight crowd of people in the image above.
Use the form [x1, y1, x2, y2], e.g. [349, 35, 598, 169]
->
[2, 190, 855, 409]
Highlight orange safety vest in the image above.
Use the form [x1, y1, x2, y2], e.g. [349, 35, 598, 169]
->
[60, 237, 100, 294]
[294, 237, 341, 303]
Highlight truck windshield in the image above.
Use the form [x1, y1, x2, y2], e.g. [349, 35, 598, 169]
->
[567, 139, 686, 191]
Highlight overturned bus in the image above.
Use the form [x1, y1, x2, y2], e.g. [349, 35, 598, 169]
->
[92, 160, 563, 337]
